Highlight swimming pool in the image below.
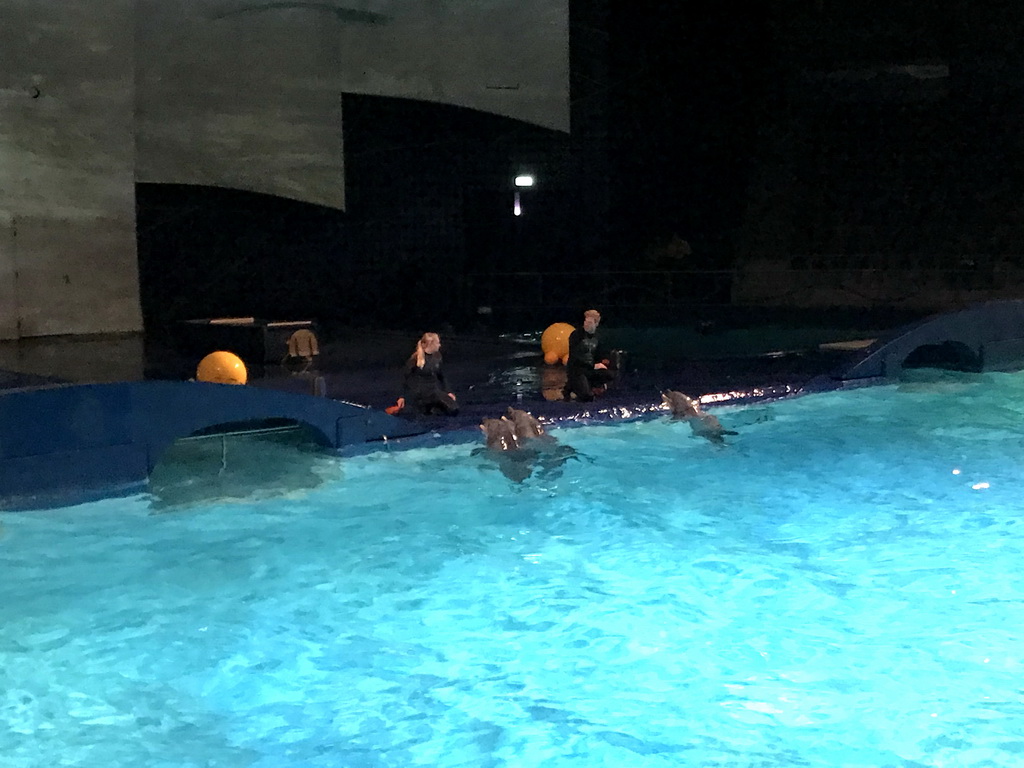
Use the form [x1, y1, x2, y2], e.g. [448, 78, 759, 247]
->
[3, 369, 1024, 767]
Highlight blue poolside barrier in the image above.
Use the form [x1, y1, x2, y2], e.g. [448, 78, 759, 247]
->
[0, 380, 422, 511]
[840, 300, 1024, 380]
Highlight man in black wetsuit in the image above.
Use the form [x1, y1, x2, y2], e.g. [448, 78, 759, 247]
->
[562, 309, 615, 402]
[401, 332, 459, 415]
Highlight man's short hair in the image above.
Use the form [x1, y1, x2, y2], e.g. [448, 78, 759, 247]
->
[584, 309, 601, 321]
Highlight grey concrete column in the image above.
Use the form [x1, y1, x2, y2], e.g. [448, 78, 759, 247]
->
[0, 1, 142, 339]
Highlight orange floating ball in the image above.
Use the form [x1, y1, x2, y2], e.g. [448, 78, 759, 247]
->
[196, 351, 248, 385]
[540, 322, 575, 365]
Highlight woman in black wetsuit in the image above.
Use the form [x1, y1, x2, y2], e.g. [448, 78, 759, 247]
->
[400, 332, 459, 415]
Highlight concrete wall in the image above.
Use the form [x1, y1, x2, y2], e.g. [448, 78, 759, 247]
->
[0, 0, 569, 340]
[0, 1, 142, 339]
[135, 0, 569, 209]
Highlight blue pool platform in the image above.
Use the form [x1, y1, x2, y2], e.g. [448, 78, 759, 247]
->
[0, 381, 420, 511]
[4, 300, 1024, 511]
[840, 300, 1024, 380]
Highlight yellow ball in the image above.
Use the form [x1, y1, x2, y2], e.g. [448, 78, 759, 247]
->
[543, 350, 560, 365]
[196, 351, 248, 385]
[540, 322, 575, 364]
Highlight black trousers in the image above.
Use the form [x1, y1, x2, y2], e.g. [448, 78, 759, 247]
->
[563, 366, 616, 402]
[408, 387, 460, 415]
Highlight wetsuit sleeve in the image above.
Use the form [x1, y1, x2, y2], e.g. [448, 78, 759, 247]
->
[566, 329, 583, 365]
[402, 355, 420, 395]
[402, 362, 413, 395]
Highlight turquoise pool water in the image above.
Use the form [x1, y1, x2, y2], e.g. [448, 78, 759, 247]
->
[3, 370, 1024, 767]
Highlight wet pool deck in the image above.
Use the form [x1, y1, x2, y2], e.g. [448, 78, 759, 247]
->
[0, 324, 878, 443]
[18, 325, 880, 438]
[260, 331, 860, 438]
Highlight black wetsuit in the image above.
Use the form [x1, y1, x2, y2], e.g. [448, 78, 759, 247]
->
[563, 328, 615, 402]
[404, 352, 459, 415]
